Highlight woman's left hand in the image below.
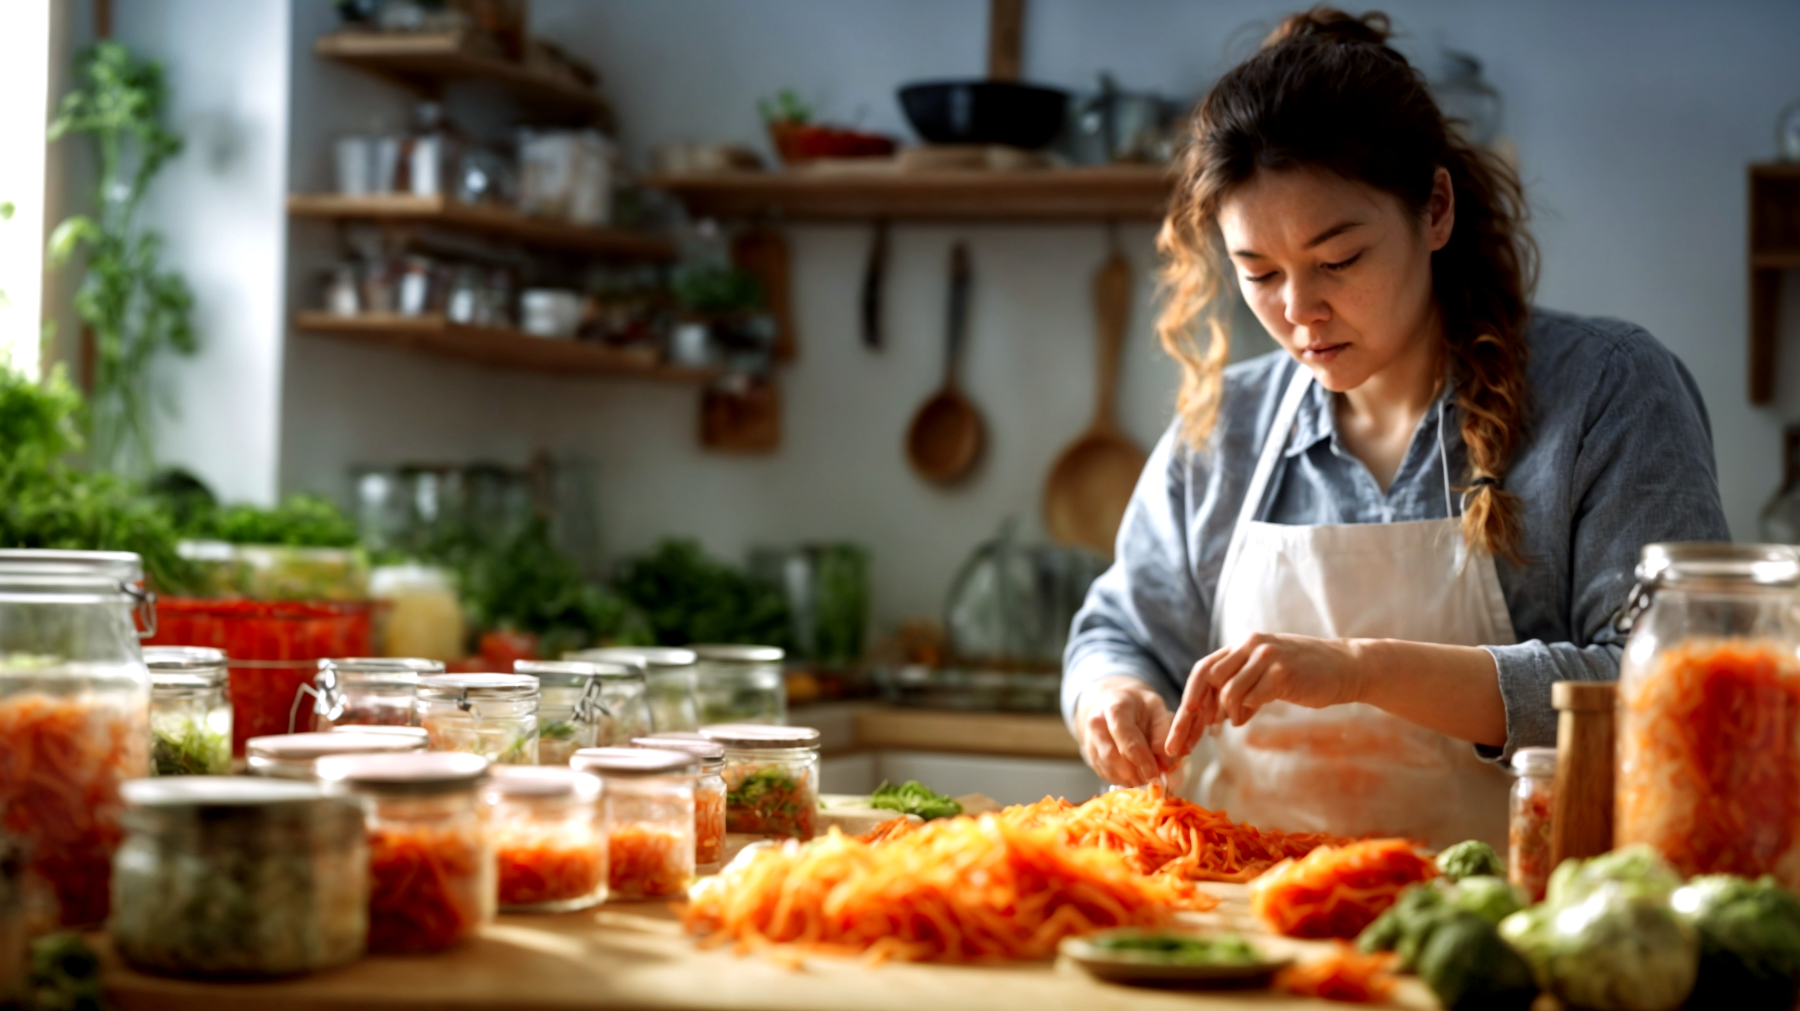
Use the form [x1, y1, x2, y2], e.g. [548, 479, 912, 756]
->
[1164, 633, 1368, 757]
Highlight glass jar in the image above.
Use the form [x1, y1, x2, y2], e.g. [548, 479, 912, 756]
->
[1509, 747, 1555, 902]
[633, 734, 726, 868]
[486, 766, 607, 912]
[316, 752, 494, 954]
[701, 723, 820, 840]
[144, 646, 232, 776]
[111, 777, 367, 977]
[515, 660, 652, 766]
[567, 647, 700, 732]
[0, 549, 152, 927]
[247, 731, 425, 780]
[310, 657, 441, 730]
[330, 724, 431, 745]
[417, 673, 540, 765]
[570, 748, 696, 900]
[691, 644, 785, 725]
[1616, 542, 1800, 885]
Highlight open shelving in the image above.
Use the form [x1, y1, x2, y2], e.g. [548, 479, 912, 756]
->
[314, 30, 609, 121]
[287, 193, 676, 259]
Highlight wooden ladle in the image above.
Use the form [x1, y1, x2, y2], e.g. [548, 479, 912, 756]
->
[1043, 251, 1147, 555]
[907, 243, 984, 484]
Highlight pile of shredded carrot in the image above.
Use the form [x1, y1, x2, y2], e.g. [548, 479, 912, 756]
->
[495, 825, 607, 908]
[1276, 944, 1398, 1003]
[610, 824, 691, 899]
[683, 814, 1216, 964]
[367, 820, 487, 954]
[1249, 838, 1436, 939]
[857, 817, 917, 844]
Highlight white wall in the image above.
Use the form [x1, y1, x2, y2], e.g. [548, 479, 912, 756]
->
[272, 0, 1800, 631]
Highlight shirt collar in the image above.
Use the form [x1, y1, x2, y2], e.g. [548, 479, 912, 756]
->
[1281, 368, 1458, 459]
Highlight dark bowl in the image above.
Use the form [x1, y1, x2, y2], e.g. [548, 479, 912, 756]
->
[898, 80, 1069, 150]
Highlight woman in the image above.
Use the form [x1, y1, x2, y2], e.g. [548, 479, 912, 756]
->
[1062, 9, 1728, 848]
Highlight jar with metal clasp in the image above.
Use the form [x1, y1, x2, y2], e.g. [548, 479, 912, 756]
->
[691, 644, 785, 725]
[309, 657, 442, 731]
[566, 646, 700, 732]
[417, 673, 540, 765]
[515, 660, 651, 766]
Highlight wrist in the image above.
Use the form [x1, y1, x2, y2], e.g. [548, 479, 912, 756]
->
[1343, 638, 1385, 706]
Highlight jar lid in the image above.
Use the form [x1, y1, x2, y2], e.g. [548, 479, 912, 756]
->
[319, 657, 444, 683]
[631, 734, 725, 766]
[485, 765, 601, 802]
[1639, 542, 1800, 589]
[1512, 747, 1557, 777]
[565, 647, 696, 670]
[248, 732, 427, 761]
[329, 725, 431, 742]
[418, 673, 539, 701]
[691, 644, 785, 663]
[571, 747, 698, 777]
[316, 751, 490, 794]
[701, 723, 820, 750]
[515, 660, 643, 683]
[124, 775, 335, 809]
[144, 646, 227, 688]
[0, 549, 144, 597]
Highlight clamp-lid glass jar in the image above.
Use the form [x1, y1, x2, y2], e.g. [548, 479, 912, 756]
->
[515, 660, 652, 765]
[486, 766, 608, 912]
[567, 647, 700, 732]
[316, 752, 494, 954]
[247, 731, 425, 780]
[633, 733, 726, 869]
[1509, 747, 1556, 902]
[1616, 542, 1800, 886]
[0, 548, 152, 927]
[571, 747, 696, 900]
[310, 657, 441, 730]
[111, 777, 368, 978]
[691, 644, 785, 725]
[144, 646, 232, 776]
[417, 673, 540, 765]
[702, 723, 820, 840]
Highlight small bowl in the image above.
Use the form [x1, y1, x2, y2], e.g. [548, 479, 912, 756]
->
[898, 80, 1068, 149]
[1059, 930, 1290, 989]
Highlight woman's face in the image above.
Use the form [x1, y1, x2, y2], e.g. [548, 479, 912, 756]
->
[1217, 166, 1454, 393]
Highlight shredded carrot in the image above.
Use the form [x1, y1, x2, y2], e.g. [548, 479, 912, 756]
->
[857, 817, 918, 844]
[610, 824, 691, 899]
[1249, 838, 1436, 939]
[495, 824, 606, 909]
[696, 780, 726, 865]
[682, 815, 1216, 964]
[367, 820, 487, 953]
[1276, 943, 1398, 1003]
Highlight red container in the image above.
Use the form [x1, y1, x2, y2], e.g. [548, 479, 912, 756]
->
[146, 598, 373, 756]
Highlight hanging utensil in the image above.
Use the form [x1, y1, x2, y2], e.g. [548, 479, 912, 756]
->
[905, 242, 984, 484]
[861, 219, 888, 351]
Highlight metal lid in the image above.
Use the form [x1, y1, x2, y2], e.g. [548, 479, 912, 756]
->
[700, 723, 820, 750]
[1512, 747, 1557, 777]
[417, 673, 539, 701]
[515, 660, 643, 683]
[121, 776, 363, 831]
[570, 747, 698, 777]
[0, 550, 147, 607]
[329, 725, 431, 742]
[316, 751, 490, 794]
[0, 549, 143, 583]
[248, 732, 427, 761]
[144, 646, 228, 688]
[691, 644, 785, 664]
[1638, 542, 1800, 588]
[565, 647, 695, 670]
[319, 657, 443, 683]
[485, 765, 601, 801]
[631, 734, 725, 767]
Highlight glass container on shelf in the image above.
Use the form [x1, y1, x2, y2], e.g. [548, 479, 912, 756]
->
[514, 660, 651, 767]
[486, 766, 608, 912]
[144, 646, 232, 776]
[633, 734, 726, 869]
[111, 777, 367, 978]
[0, 549, 151, 927]
[246, 731, 425, 780]
[1616, 542, 1800, 886]
[309, 657, 441, 730]
[316, 752, 494, 955]
[567, 647, 700, 733]
[691, 644, 785, 725]
[417, 673, 540, 765]
[570, 748, 696, 901]
[1509, 747, 1555, 902]
[701, 723, 820, 841]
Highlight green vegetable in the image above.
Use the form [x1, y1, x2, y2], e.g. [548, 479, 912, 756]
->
[539, 720, 578, 742]
[1358, 882, 1452, 967]
[29, 932, 111, 1011]
[726, 766, 813, 838]
[150, 719, 230, 776]
[188, 495, 359, 548]
[1437, 840, 1504, 881]
[869, 781, 962, 821]
[1417, 912, 1539, 1011]
[1673, 875, 1800, 1011]
[757, 89, 812, 125]
[1450, 875, 1526, 925]
[1088, 931, 1263, 966]
[1501, 883, 1698, 1011]
[616, 539, 788, 648]
[1546, 844, 1682, 907]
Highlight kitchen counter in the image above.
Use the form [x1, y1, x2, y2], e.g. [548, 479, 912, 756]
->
[98, 884, 1438, 1011]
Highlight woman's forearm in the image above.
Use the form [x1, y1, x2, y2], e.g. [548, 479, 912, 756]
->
[1351, 639, 1507, 748]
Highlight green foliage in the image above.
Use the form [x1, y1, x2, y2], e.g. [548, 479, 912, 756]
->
[757, 88, 812, 125]
[192, 496, 361, 548]
[616, 539, 788, 647]
[869, 780, 962, 821]
[672, 265, 764, 314]
[48, 41, 195, 476]
[1436, 840, 1504, 882]
[441, 519, 646, 658]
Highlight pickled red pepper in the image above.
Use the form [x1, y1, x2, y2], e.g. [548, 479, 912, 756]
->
[1509, 788, 1553, 902]
[610, 825, 689, 898]
[696, 783, 726, 865]
[367, 821, 486, 953]
[725, 766, 815, 839]
[495, 826, 606, 908]
[1618, 640, 1800, 885]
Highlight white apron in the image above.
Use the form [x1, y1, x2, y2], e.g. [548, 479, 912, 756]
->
[1192, 367, 1516, 851]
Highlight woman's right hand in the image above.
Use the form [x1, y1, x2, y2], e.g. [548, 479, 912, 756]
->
[1074, 675, 1176, 786]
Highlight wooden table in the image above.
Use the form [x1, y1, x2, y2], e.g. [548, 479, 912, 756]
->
[98, 885, 1438, 1011]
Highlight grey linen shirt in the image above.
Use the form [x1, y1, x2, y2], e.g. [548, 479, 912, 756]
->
[1062, 308, 1730, 761]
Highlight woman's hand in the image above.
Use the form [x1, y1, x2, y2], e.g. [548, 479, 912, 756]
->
[1164, 633, 1368, 758]
[1074, 675, 1177, 786]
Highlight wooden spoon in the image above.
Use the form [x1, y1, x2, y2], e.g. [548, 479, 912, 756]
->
[1043, 251, 1147, 555]
[906, 243, 984, 484]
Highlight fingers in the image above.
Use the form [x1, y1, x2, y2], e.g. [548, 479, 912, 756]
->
[1219, 642, 1279, 725]
[1145, 703, 1176, 771]
[1105, 699, 1162, 784]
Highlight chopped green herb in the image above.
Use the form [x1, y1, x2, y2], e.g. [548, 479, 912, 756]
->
[539, 720, 577, 742]
[725, 765, 815, 839]
[1089, 931, 1264, 966]
[870, 780, 962, 821]
[150, 719, 230, 776]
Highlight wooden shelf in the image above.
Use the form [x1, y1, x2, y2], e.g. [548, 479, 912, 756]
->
[314, 30, 609, 121]
[288, 193, 675, 259]
[644, 165, 1174, 221]
[294, 312, 717, 383]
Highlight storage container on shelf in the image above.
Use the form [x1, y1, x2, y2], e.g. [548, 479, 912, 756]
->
[566, 646, 700, 732]
[1508, 746, 1555, 902]
[514, 659, 652, 766]
[144, 646, 232, 776]
[309, 657, 442, 730]
[417, 673, 540, 765]
[486, 766, 608, 912]
[1616, 542, 1800, 886]
[700, 723, 820, 840]
[111, 776, 367, 978]
[316, 752, 494, 954]
[246, 731, 425, 780]
[570, 747, 696, 900]
[0, 549, 152, 927]
[632, 733, 726, 868]
[691, 644, 785, 725]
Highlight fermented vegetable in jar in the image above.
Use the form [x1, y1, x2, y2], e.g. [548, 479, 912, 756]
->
[691, 644, 785, 725]
[486, 766, 607, 912]
[702, 723, 820, 840]
[144, 646, 231, 776]
[246, 731, 425, 780]
[514, 660, 651, 766]
[0, 549, 152, 927]
[417, 673, 540, 765]
[567, 647, 700, 732]
[309, 657, 441, 730]
[632, 733, 726, 867]
[571, 747, 696, 900]
[1509, 748, 1555, 902]
[1615, 543, 1800, 887]
[110, 777, 367, 978]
